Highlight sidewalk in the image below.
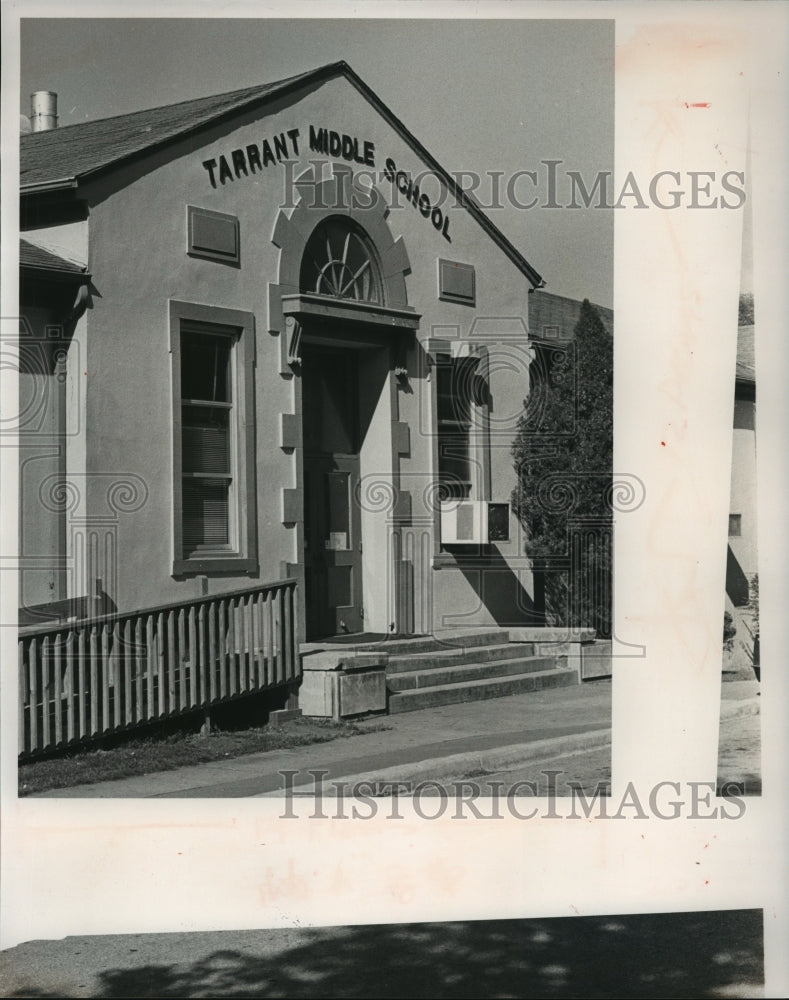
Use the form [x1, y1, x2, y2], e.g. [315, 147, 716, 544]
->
[32, 677, 760, 799]
[35, 680, 613, 798]
[718, 679, 761, 794]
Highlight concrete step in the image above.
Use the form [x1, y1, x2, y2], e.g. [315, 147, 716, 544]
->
[373, 629, 511, 655]
[304, 629, 511, 657]
[388, 655, 563, 691]
[387, 667, 578, 714]
[386, 641, 536, 674]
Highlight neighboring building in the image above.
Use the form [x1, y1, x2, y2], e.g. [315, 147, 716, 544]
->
[528, 290, 613, 344]
[725, 321, 758, 675]
[17, 62, 610, 753]
[19, 238, 91, 623]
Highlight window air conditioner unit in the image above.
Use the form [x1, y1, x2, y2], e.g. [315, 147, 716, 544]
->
[440, 500, 510, 545]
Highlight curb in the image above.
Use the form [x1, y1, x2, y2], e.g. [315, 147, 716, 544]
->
[266, 727, 612, 794]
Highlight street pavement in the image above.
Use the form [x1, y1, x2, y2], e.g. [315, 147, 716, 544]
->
[0, 910, 765, 998]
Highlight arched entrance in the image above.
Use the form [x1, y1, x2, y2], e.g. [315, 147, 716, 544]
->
[270, 164, 420, 641]
[300, 219, 384, 637]
[301, 343, 363, 636]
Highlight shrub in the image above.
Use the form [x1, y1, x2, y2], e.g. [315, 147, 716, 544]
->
[723, 610, 737, 650]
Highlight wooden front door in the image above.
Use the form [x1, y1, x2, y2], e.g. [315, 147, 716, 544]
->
[302, 347, 364, 639]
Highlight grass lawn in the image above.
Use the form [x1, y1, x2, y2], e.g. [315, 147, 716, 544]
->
[18, 716, 388, 796]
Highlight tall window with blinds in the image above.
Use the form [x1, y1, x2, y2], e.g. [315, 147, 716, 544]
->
[169, 300, 257, 576]
[180, 328, 233, 553]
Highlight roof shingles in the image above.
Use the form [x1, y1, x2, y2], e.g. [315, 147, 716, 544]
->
[20, 65, 331, 190]
[20, 238, 88, 275]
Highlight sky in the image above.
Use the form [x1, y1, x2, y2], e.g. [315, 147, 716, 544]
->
[18, 15, 614, 308]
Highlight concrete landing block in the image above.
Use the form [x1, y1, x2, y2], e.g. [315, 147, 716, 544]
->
[301, 650, 389, 672]
[298, 670, 337, 718]
[339, 669, 387, 715]
[338, 652, 390, 673]
[299, 651, 388, 719]
[581, 640, 613, 680]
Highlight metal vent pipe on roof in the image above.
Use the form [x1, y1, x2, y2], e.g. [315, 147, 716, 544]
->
[30, 91, 58, 132]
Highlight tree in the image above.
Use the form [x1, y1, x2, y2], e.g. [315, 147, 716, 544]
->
[511, 299, 613, 635]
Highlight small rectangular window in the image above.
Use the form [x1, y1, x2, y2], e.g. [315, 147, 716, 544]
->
[729, 514, 742, 537]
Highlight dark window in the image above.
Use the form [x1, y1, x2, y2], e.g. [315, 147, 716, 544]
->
[436, 355, 474, 500]
[729, 514, 742, 537]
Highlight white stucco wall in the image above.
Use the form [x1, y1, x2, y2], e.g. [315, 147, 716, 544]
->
[31, 73, 540, 629]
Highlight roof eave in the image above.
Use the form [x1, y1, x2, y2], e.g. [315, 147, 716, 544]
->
[20, 264, 91, 282]
[20, 177, 79, 196]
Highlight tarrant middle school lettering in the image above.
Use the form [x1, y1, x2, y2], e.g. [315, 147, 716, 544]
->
[202, 126, 376, 188]
[202, 128, 303, 187]
[308, 126, 375, 166]
[199, 125, 452, 242]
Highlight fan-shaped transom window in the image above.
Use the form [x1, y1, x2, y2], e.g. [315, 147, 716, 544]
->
[300, 218, 383, 304]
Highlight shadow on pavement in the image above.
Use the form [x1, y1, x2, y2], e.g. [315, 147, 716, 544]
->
[7, 909, 763, 998]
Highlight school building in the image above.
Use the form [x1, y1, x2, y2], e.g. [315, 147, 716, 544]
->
[17, 63, 609, 756]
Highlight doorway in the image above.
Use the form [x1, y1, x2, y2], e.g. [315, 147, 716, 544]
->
[302, 346, 364, 639]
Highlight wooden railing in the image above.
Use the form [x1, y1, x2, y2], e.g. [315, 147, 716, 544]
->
[18, 578, 298, 758]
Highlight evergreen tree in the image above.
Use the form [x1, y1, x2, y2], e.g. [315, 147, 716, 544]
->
[511, 299, 613, 635]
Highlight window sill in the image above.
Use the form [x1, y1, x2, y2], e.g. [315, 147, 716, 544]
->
[433, 548, 498, 568]
[173, 557, 259, 576]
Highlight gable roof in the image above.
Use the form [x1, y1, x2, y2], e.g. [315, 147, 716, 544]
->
[19, 238, 89, 278]
[20, 61, 544, 288]
[20, 65, 322, 193]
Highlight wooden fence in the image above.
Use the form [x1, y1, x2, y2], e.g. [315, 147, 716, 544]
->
[18, 578, 298, 758]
